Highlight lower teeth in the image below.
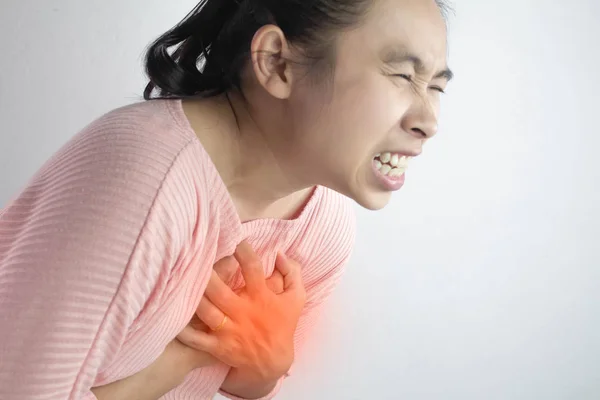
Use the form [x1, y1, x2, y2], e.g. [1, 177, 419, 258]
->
[388, 168, 404, 177]
[374, 159, 405, 177]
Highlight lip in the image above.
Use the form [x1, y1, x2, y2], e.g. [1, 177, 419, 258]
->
[376, 149, 422, 158]
[372, 160, 406, 191]
[370, 148, 419, 192]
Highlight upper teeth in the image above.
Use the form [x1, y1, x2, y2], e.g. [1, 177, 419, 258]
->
[377, 152, 410, 166]
[374, 152, 411, 177]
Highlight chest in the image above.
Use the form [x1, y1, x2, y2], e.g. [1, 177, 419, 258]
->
[94, 222, 311, 386]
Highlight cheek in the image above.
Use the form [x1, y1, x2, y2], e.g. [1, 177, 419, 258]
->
[333, 77, 408, 145]
[289, 75, 413, 174]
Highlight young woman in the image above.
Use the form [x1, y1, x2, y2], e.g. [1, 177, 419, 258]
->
[0, 0, 452, 398]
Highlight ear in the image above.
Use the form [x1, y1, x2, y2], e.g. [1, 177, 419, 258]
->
[250, 25, 294, 99]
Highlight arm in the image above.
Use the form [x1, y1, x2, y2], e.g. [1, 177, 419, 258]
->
[91, 342, 188, 400]
[0, 127, 199, 399]
[92, 340, 215, 400]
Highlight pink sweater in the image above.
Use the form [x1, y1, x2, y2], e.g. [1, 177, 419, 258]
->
[0, 99, 356, 400]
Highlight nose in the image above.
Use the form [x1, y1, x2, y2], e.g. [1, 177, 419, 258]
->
[400, 96, 439, 139]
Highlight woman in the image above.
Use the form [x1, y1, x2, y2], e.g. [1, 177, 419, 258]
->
[0, 0, 452, 398]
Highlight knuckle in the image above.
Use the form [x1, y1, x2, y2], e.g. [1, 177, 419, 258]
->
[276, 282, 284, 294]
[221, 337, 242, 360]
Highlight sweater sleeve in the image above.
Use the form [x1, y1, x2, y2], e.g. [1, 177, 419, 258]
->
[0, 124, 198, 399]
[219, 194, 357, 400]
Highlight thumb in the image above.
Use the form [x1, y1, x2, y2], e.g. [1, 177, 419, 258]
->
[213, 255, 238, 286]
[266, 269, 284, 294]
[275, 253, 306, 305]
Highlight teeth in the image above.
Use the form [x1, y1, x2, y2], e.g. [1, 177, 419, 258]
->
[375, 152, 412, 177]
[389, 167, 405, 177]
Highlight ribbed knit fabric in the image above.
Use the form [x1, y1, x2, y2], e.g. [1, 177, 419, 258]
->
[0, 99, 356, 400]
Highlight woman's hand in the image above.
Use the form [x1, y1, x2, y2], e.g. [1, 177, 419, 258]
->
[92, 245, 295, 400]
[178, 241, 306, 385]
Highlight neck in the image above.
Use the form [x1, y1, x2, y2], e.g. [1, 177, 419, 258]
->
[183, 92, 312, 221]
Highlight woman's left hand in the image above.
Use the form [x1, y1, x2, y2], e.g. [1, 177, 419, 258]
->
[177, 241, 306, 383]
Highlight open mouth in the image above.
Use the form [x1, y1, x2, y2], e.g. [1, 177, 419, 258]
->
[373, 152, 412, 178]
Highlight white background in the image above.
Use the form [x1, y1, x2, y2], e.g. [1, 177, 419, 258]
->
[1, 1, 599, 399]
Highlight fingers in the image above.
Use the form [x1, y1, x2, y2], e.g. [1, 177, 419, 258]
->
[275, 253, 306, 306]
[196, 297, 228, 331]
[234, 241, 266, 294]
[213, 255, 238, 286]
[266, 270, 284, 294]
[189, 313, 210, 332]
[177, 324, 220, 354]
[275, 253, 303, 292]
[204, 270, 240, 315]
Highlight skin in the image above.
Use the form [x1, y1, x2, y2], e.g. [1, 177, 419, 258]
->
[187, 244, 306, 398]
[184, 0, 451, 397]
[92, 250, 288, 400]
[183, 0, 451, 218]
[93, 0, 451, 398]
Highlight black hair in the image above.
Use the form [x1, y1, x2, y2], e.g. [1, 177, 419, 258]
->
[143, 0, 450, 100]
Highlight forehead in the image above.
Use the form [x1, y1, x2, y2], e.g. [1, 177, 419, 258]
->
[357, 0, 448, 67]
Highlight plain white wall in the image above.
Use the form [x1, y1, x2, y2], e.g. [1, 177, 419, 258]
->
[1, 1, 599, 399]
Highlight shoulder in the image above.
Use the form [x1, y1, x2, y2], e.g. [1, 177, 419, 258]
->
[313, 186, 357, 249]
[37, 99, 210, 205]
[6, 100, 214, 262]
[288, 188, 356, 304]
[77, 99, 197, 165]
[292, 187, 357, 275]
[0, 100, 215, 323]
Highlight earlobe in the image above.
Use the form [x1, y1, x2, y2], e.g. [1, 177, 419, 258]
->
[250, 25, 293, 99]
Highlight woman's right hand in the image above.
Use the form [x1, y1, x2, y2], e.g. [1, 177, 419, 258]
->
[178, 242, 306, 384]
[176, 249, 286, 372]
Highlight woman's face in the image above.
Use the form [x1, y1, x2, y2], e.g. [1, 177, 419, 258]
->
[287, 0, 451, 210]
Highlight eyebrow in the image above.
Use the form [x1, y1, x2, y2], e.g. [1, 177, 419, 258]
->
[383, 49, 454, 81]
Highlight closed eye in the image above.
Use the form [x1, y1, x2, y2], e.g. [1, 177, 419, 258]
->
[392, 74, 446, 94]
[393, 74, 412, 82]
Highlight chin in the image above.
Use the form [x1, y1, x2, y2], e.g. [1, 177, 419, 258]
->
[350, 190, 393, 211]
